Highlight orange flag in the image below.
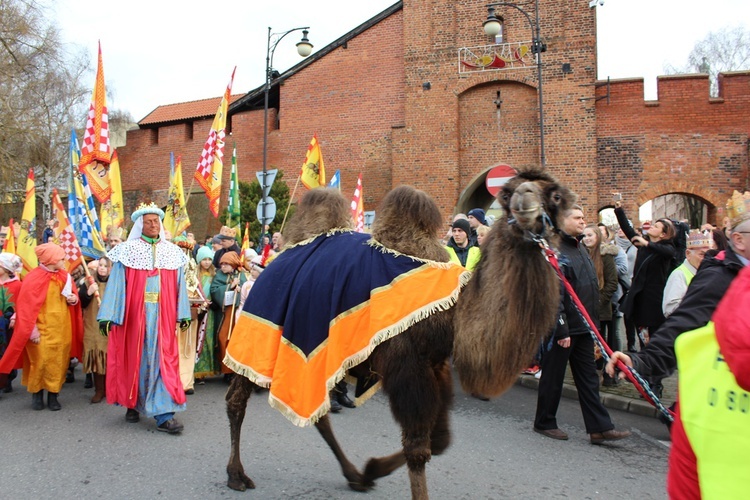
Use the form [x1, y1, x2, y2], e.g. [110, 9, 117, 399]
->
[78, 41, 112, 202]
[239, 223, 250, 267]
[51, 189, 84, 273]
[3, 218, 15, 253]
[194, 68, 235, 217]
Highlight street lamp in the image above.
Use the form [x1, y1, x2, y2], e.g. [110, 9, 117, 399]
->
[482, 2, 546, 168]
[261, 26, 313, 231]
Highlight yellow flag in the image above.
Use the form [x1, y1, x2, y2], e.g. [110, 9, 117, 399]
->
[100, 150, 125, 240]
[300, 134, 326, 190]
[164, 155, 191, 237]
[17, 169, 38, 275]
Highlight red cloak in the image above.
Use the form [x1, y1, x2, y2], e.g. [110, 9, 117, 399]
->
[106, 267, 185, 408]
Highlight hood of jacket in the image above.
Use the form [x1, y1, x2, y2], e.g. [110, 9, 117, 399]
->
[600, 243, 620, 257]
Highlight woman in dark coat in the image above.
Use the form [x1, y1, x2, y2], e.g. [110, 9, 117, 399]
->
[614, 200, 676, 396]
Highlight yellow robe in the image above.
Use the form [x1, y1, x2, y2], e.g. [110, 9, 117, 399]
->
[22, 280, 72, 393]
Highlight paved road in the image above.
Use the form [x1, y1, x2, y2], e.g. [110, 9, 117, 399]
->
[1, 367, 669, 499]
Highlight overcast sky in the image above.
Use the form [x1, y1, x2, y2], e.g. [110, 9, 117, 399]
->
[51, 0, 748, 121]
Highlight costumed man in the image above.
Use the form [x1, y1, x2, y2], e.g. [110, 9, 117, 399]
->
[0, 253, 23, 393]
[97, 203, 191, 434]
[0, 243, 83, 411]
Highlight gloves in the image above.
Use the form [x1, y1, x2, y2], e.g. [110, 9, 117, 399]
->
[179, 319, 191, 332]
[99, 321, 112, 337]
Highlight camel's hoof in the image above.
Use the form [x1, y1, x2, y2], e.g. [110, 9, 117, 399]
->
[347, 479, 374, 492]
[363, 457, 389, 483]
[227, 475, 255, 491]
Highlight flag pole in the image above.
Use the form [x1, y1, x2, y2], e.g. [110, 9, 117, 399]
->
[280, 175, 301, 234]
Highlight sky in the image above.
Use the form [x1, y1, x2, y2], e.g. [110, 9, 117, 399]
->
[50, 0, 749, 121]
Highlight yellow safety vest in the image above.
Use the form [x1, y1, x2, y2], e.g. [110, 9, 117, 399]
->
[675, 322, 750, 499]
[676, 263, 695, 287]
[445, 246, 481, 272]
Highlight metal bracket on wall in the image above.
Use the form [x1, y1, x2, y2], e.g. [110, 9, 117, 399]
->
[579, 77, 610, 103]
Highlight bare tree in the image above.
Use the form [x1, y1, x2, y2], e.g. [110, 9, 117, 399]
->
[0, 0, 91, 216]
[665, 25, 750, 97]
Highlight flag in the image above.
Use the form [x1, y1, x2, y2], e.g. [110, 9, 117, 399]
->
[4, 218, 15, 253]
[194, 68, 236, 217]
[239, 222, 250, 267]
[351, 173, 364, 233]
[17, 169, 38, 275]
[300, 134, 326, 189]
[78, 41, 112, 202]
[51, 189, 84, 273]
[100, 149, 125, 240]
[163, 153, 191, 237]
[69, 130, 106, 259]
[328, 169, 341, 190]
[227, 144, 241, 231]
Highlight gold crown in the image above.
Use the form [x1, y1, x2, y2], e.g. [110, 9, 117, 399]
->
[687, 230, 713, 249]
[726, 190, 750, 229]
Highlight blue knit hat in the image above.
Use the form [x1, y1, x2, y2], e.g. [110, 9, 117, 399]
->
[467, 208, 487, 226]
[196, 245, 214, 263]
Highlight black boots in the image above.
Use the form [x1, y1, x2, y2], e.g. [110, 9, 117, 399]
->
[47, 392, 61, 411]
[84, 373, 94, 389]
[31, 390, 45, 410]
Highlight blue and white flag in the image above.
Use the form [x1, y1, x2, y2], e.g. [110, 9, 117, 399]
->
[69, 130, 105, 259]
[328, 169, 341, 190]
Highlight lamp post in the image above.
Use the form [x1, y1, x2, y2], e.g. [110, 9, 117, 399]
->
[261, 26, 313, 230]
[482, 1, 546, 168]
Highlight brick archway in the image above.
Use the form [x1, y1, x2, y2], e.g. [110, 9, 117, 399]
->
[635, 182, 721, 211]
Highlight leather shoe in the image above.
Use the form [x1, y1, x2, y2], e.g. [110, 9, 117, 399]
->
[329, 394, 342, 413]
[157, 418, 184, 434]
[533, 427, 568, 440]
[47, 392, 62, 411]
[590, 429, 631, 444]
[125, 409, 140, 423]
[336, 393, 356, 409]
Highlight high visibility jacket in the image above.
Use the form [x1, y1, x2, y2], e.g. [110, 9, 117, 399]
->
[675, 262, 695, 287]
[445, 246, 481, 271]
[675, 322, 750, 500]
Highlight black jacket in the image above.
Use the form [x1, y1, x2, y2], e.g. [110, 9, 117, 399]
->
[555, 231, 600, 338]
[631, 246, 746, 378]
[615, 207, 676, 328]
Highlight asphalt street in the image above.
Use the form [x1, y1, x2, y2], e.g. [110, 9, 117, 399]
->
[0, 366, 669, 499]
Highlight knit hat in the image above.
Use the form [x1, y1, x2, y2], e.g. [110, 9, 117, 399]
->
[0, 252, 22, 274]
[196, 246, 214, 263]
[467, 208, 487, 226]
[250, 255, 265, 270]
[451, 218, 471, 236]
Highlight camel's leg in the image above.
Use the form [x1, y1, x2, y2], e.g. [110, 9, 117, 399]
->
[379, 360, 444, 500]
[314, 413, 372, 492]
[225, 375, 256, 491]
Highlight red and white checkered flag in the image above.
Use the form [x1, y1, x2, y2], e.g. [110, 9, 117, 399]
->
[51, 189, 84, 273]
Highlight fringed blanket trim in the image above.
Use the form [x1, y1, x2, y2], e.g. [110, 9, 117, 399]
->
[282, 227, 355, 252]
[366, 238, 462, 270]
[223, 352, 272, 388]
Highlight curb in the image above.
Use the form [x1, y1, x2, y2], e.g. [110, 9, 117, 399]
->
[516, 375, 659, 419]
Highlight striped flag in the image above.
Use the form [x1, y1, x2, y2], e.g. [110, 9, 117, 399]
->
[351, 173, 364, 232]
[17, 169, 38, 275]
[328, 169, 341, 190]
[51, 189, 84, 273]
[239, 222, 250, 267]
[194, 68, 235, 217]
[300, 134, 326, 190]
[227, 144, 241, 231]
[78, 41, 112, 202]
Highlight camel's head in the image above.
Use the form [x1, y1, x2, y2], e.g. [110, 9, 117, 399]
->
[498, 168, 574, 238]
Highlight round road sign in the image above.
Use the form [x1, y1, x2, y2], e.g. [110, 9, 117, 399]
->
[485, 164, 517, 196]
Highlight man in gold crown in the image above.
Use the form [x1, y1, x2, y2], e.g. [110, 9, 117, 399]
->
[661, 230, 714, 317]
[97, 203, 191, 434]
[606, 191, 749, 492]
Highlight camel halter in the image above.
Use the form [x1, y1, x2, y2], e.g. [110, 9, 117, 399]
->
[508, 210, 555, 244]
[541, 245, 676, 423]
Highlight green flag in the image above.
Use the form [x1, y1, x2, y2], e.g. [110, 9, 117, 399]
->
[228, 144, 241, 230]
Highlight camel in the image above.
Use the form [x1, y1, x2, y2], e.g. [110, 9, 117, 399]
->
[224, 170, 573, 499]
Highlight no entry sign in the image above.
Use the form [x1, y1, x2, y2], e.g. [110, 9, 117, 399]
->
[485, 164, 517, 196]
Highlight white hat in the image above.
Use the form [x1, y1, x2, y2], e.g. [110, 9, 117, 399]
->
[0, 252, 23, 274]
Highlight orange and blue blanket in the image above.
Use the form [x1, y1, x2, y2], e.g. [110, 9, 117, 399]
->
[224, 230, 469, 427]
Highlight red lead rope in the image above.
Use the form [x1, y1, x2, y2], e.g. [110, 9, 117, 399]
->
[543, 247, 675, 422]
